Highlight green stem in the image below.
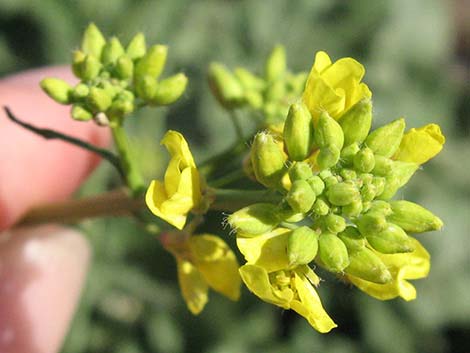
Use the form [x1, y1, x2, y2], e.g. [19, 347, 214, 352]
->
[209, 168, 246, 188]
[110, 119, 145, 196]
[230, 110, 244, 141]
[210, 188, 282, 212]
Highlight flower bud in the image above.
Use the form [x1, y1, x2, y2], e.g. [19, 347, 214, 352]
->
[368, 200, 392, 216]
[265, 45, 286, 82]
[72, 83, 90, 100]
[340, 169, 357, 181]
[339, 98, 372, 146]
[135, 45, 168, 79]
[314, 111, 344, 150]
[289, 162, 313, 182]
[278, 203, 305, 222]
[372, 155, 393, 176]
[338, 227, 365, 252]
[353, 147, 375, 173]
[251, 132, 287, 188]
[306, 175, 325, 195]
[286, 180, 316, 213]
[342, 199, 363, 217]
[283, 102, 314, 161]
[265, 79, 285, 102]
[318, 232, 350, 272]
[324, 214, 346, 234]
[356, 212, 387, 235]
[126, 32, 146, 60]
[244, 90, 264, 109]
[346, 247, 392, 284]
[108, 98, 134, 117]
[379, 161, 419, 200]
[228, 203, 280, 236]
[115, 55, 134, 79]
[323, 175, 339, 188]
[88, 87, 112, 112]
[81, 23, 106, 58]
[234, 67, 265, 91]
[72, 50, 86, 78]
[361, 183, 377, 202]
[81, 55, 102, 81]
[101, 37, 125, 65]
[371, 176, 386, 196]
[312, 197, 330, 216]
[317, 144, 340, 170]
[388, 200, 443, 233]
[327, 181, 360, 206]
[135, 75, 158, 101]
[151, 73, 188, 106]
[365, 118, 405, 157]
[366, 223, 414, 254]
[71, 104, 93, 121]
[287, 226, 318, 266]
[208, 63, 244, 109]
[40, 78, 72, 104]
[340, 143, 360, 165]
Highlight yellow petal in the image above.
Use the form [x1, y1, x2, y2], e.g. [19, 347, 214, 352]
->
[146, 180, 185, 228]
[393, 124, 445, 165]
[312, 51, 332, 73]
[177, 259, 208, 315]
[190, 234, 241, 301]
[302, 73, 344, 121]
[236, 228, 291, 272]
[161, 130, 196, 169]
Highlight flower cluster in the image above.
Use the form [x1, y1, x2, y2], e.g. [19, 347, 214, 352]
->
[40, 23, 187, 124]
[228, 51, 444, 331]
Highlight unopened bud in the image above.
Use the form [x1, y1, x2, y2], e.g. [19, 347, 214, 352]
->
[388, 200, 443, 233]
[244, 90, 264, 109]
[251, 132, 287, 188]
[312, 197, 330, 216]
[286, 180, 316, 213]
[317, 144, 340, 170]
[324, 214, 346, 234]
[379, 161, 419, 200]
[287, 226, 318, 266]
[318, 232, 350, 272]
[338, 227, 365, 252]
[72, 83, 90, 100]
[340, 169, 357, 181]
[234, 67, 265, 91]
[40, 78, 72, 104]
[135, 45, 168, 79]
[71, 104, 93, 121]
[101, 37, 125, 65]
[88, 87, 112, 111]
[361, 183, 377, 202]
[342, 199, 363, 217]
[115, 55, 134, 79]
[306, 175, 325, 195]
[314, 111, 344, 150]
[354, 147, 375, 173]
[135, 75, 158, 101]
[284, 102, 314, 161]
[346, 247, 392, 284]
[265, 45, 286, 82]
[108, 98, 134, 117]
[81, 23, 106, 58]
[372, 155, 393, 176]
[323, 175, 339, 188]
[356, 212, 387, 235]
[208, 63, 244, 109]
[72, 50, 86, 78]
[327, 181, 360, 206]
[289, 162, 313, 182]
[371, 176, 386, 196]
[339, 98, 372, 146]
[366, 118, 405, 157]
[81, 55, 102, 81]
[366, 223, 414, 254]
[126, 32, 146, 60]
[341, 143, 360, 165]
[151, 73, 188, 106]
[368, 200, 392, 216]
[265, 79, 285, 102]
[228, 203, 280, 236]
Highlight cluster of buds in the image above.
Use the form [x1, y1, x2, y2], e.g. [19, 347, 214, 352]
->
[40, 24, 187, 124]
[228, 95, 444, 325]
[208, 45, 307, 128]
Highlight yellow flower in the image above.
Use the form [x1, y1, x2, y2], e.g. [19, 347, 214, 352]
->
[236, 228, 336, 332]
[347, 237, 430, 301]
[146, 130, 202, 229]
[163, 232, 241, 315]
[302, 51, 371, 122]
[393, 123, 445, 165]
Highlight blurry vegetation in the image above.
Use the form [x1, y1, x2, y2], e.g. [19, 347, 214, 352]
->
[0, 0, 469, 352]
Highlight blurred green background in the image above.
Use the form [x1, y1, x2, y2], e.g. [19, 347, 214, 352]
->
[1, 0, 469, 352]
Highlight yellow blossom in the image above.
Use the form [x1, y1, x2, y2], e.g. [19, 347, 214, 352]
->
[302, 51, 371, 122]
[347, 237, 430, 301]
[393, 123, 445, 165]
[146, 130, 202, 229]
[164, 233, 241, 315]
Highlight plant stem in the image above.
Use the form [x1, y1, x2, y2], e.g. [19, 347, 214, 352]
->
[230, 110, 244, 141]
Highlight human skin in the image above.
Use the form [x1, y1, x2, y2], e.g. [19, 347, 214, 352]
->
[0, 67, 110, 353]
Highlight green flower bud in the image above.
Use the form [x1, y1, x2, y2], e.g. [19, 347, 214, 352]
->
[340, 168, 357, 181]
[324, 214, 346, 234]
[368, 200, 392, 216]
[306, 175, 325, 195]
[312, 197, 330, 216]
[359, 173, 373, 185]
[81, 23, 106, 58]
[342, 199, 363, 217]
[265, 79, 285, 102]
[101, 37, 125, 65]
[353, 147, 375, 173]
[372, 155, 393, 176]
[388, 200, 443, 233]
[323, 175, 339, 188]
[72, 83, 90, 100]
[72, 50, 86, 78]
[251, 132, 287, 188]
[346, 247, 392, 284]
[108, 98, 134, 117]
[135, 75, 158, 101]
[126, 32, 146, 60]
[356, 212, 387, 235]
[338, 226, 365, 251]
[327, 181, 360, 206]
[289, 162, 313, 181]
[339, 98, 372, 146]
[265, 45, 286, 82]
[340, 143, 360, 165]
[244, 90, 264, 109]
[135, 45, 168, 79]
[366, 223, 414, 254]
[317, 144, 340, 170]
[284, 102, 314, 161]
[208, 63, 244, 109]
[318, 232, 350, 272]
[88, 87, 112, 112]
[234, 67, 265, 91]
[314, 111, 344, 150]
[278, 205, 305, 223]
[365, 118, 405, 157]
[286, 180, 316, 213]
[371, 176, 386, 196]
[115, 55, 134, 79]
[71, 104, 93, 121]
[81, 55, 102, 81]
[287, 226, 319, 266]
[151, 73, 188, 106]
[361, 183, 377, 202]
[379, 161, 419, 200]
[228, 203, 280, 236]
[40, 78, 72, 104]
